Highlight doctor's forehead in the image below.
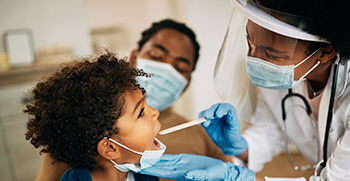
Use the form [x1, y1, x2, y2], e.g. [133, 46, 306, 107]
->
[246, 20, 298, 52]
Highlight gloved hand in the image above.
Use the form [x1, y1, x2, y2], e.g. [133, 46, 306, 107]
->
[139, 154, 256, 181]
[185, 162, 256, 181]
[198, 103, 248, 156]
[139, 154, 222, 181]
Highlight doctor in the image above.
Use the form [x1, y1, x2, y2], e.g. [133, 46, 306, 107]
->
[139, 0, 350, 180]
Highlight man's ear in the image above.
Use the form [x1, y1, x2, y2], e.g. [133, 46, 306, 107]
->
[129, 49, 139, 68]
[318, 46, 338, 64]
[97, 138, 121, 160]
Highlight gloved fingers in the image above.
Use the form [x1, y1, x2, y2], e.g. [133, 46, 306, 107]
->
[151, 154, 196, 167]
[216, 103, 241, 131]
[200, 103, 238, 129]
[184, 170, 208, 181]
[184, 167, 225, 181]
[200, 103, 235, 120]
[216, 103, 235, 118]
[199, 103, 221, 120]
[198, 110, 210, 127]
[198, 103, 221, 128]
[200, 120, 211, 128]
[153, 154, 220, 167]
[184, 162, 233, 181]
[139, 166, 188, 180]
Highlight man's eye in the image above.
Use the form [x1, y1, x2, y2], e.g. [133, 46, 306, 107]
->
[149, 55, 163, 60]
[138, 107, 145, 118]
[176, 65, 190, 73]
[148, 51, 164, 61]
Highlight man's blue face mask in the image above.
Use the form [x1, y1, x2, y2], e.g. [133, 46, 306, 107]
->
[137, 58, 188, 111]
[245, 48, 320, 90]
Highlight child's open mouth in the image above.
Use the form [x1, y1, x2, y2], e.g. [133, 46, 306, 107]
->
[154, 139, 161, 148]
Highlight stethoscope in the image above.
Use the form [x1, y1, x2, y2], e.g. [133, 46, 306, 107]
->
[281, 54, 340, 176]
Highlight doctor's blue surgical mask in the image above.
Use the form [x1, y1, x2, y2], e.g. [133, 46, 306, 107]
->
[137, 58, 188, 111]
[245, 48, 320, 90]
[106, 137, 166, 172]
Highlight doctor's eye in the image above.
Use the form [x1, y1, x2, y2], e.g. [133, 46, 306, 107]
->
[265, 50, 285, 62]
[138, 107, 145, 118]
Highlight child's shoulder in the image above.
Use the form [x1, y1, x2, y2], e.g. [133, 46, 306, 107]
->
[133, 173, 159, 181]
[60, 168, 92, 181]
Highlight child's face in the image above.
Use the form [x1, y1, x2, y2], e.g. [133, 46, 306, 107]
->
[113, 88, 161, 163]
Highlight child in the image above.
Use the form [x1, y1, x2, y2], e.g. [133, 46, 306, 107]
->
[24, 51, 165, 181]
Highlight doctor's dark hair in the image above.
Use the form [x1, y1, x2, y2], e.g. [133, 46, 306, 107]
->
[24, 51, 148, 170]
[137, 19, 200, 71]
[256, 0, 350, 60]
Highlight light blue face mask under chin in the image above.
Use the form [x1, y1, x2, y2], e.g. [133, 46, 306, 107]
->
[107, 138, 166, 173]
[137, 58, 188, 111]
[245, 49, 320, 90]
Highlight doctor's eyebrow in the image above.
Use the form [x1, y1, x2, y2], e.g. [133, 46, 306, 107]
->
[246, 30, 290, 54]
[132, 96, 146, 115]
[153, 44, 191, 65]
[259, 45, 290, 54]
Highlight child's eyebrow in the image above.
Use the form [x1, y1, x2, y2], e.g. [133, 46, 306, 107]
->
[132, 96, 146, 115]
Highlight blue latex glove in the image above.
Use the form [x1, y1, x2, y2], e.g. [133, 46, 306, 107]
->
[198, 103, 248, 156]
[185, 162, 256, 181]
[139, 154, 256, 181]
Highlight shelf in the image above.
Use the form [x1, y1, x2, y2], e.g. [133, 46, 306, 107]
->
[0, 64, 61, 87]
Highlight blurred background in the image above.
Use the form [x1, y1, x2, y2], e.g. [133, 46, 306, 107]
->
[0, 0, 314, 180]
[0, 0, 232, 180]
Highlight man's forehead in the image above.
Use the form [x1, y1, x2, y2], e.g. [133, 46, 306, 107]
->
[147, 30, 195, 60]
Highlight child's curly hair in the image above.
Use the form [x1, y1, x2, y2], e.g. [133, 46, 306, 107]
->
[24, 51, 148, 170]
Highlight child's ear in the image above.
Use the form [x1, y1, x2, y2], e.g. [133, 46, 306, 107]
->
[129, 49, 139, 68]
[97, 138, 121, 160]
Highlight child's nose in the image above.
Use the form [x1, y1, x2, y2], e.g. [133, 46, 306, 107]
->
[151, 106, 160, 121]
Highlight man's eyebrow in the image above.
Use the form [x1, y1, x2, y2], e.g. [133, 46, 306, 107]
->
[177, 57, 191, 65]
[153, 44, 191, 65]
[132, 96, 146, 115]
[153, 44, 169, 54]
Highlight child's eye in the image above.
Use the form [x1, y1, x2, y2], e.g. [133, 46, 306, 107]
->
[138, 107, 145, 118]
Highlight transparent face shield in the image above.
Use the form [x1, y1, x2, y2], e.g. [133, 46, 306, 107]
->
[214, 0, 326, 126]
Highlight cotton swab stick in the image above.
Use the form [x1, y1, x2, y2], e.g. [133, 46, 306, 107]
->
[159, 117, 208, 135]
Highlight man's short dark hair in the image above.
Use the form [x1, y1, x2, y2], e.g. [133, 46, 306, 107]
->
[137, 19, 200, 71]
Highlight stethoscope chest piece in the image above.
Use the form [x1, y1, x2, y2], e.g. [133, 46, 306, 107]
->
[314, 159, 324, 176]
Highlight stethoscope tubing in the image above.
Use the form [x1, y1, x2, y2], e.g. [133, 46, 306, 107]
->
[320, 59, 340, 168]
[281, 89, 320, 171]
[281, 57, 340, 175]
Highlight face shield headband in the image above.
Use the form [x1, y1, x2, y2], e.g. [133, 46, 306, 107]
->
[213, 0, 329, 127]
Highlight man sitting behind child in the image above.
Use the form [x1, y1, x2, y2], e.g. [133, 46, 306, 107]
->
[24, 51, 164, 181]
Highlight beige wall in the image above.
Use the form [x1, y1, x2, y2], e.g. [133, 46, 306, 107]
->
[0, 0, 92, 56]
[85, 0, 187, 57]
[174, 0, 233, 120]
